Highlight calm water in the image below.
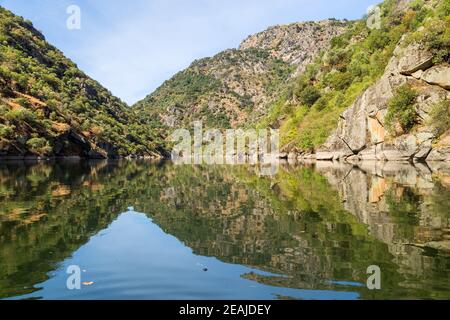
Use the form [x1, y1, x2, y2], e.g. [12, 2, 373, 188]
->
[0, 160, 449, 300]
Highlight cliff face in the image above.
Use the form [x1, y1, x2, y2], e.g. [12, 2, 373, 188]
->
[317, 39, 450, 162]
[239, 20, 348, 76]
[135, 0, 449, 163]
[0, 7, 164, 159]
[2, 0, 448, 162]
[260, 0, 449, 161]
[133, 20, 347, 129]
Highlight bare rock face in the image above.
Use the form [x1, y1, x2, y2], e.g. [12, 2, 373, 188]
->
[317, 40, 450, 163]
[421, 65, 450, 90]
[398, 43, 434, 75]
[427, 148, 450, 161]
[240, 20, 348, 76]
[380, 128, 434, 161]
[427, 131, 450, 161]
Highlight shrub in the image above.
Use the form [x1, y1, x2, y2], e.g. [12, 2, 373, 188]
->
[16, 97, 32, 108]
[0, 124, 14, 139]
[385, 84, 418, 134]
[299, 86, 321, 107]
[26, 137, 52, 155]
[429, 100, 450, 137]
[312, 96, 328, 112]
[5, 108, 36, 123]
[323, 71, 352, 90]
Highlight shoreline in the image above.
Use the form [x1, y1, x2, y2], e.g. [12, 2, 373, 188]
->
[0, 155, 164, 161]
[1, 154, 450, 165]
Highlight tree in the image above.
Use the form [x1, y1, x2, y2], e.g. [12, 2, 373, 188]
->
[26, 137, 52, 155]
[299, 86, 321, 107]
[385, 84, 418, 134]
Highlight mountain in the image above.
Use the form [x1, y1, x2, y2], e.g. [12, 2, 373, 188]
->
[135, 0, 449, 162]
[254, 0, 449, 155]
[293, 0, 449, 161]
[0, 7, 165, 159]
[133, 19, 348, 128]
[2, 0, 448, 162]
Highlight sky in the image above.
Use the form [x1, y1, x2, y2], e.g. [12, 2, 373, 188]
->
[0, 0, 378, 105]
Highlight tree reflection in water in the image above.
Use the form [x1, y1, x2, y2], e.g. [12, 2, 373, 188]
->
[0, 160, 449, 299]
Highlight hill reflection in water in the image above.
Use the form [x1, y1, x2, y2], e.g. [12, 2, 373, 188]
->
[0, 160, 449, 300]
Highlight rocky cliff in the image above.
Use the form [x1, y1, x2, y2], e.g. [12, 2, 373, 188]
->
[266, 0, 450, 161]
[317, 38, 450, 162]
[134, 20, 347, 129]
[135, 0, 450, 163]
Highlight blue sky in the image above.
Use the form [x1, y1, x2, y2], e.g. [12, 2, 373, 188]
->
[0, 0, 378, 104]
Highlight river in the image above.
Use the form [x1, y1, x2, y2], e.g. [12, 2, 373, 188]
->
[0, 160, 449, 300]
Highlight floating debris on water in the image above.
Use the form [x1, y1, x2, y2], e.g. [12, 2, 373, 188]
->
[196, 262, 208, 272]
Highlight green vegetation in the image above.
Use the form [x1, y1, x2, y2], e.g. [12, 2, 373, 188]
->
[385, 84, 418, 134]
[2, 0, 447, 156]
[258, 0, 447, 151]
[134, 47, 295, 129]
[0, 7, 165, 157]
[26, 137, 52, 155]
[429, 100, 450, 137]
[407, 0, 450, 64]
[298, 86, 321, 107]
[1, 161, 449, 299]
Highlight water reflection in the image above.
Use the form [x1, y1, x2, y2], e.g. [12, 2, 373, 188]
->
[0, 160, 449, 299]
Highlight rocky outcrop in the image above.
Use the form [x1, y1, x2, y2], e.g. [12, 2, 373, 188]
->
[398, 43, 434, 75]
[313, 160, 450, 259]
[134, 20, 348, 129]
[427, 131, 450, 161]
[317, 41, 450, 162]
[240, 19, 348, 76]
[421, 65, 450, 90]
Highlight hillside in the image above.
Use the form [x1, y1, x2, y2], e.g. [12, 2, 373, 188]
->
[133, 20, 348, 128]
[260, 0, 450, 161]
[2, 0, 448, 162]
[0, 7, 165, 159]
[135, 0, 449, 163]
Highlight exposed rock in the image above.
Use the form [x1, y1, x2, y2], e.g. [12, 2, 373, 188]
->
[411, 69, 424, 79]
[346, 154, 361, 163]
[427, 147, 450, 161]
[339, 98, 368, 152]
[288, 152, 297, 160]
[359, 145, 385, 161]
[426, 131, 450, 161]
[398, 43, 433, 75]
[315, 152, 333, 161]
[368, 115, 386, 144]
[421, 65, 450, 90]
[394, 0, 414, 12]
[415, 83, 449, 121]
[423, 241, 450, 252]
[135, 20, 348, 129]
[317, 38, 449, 163]
[240, 20, 348, 76]
[414, 147, 432, 161]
